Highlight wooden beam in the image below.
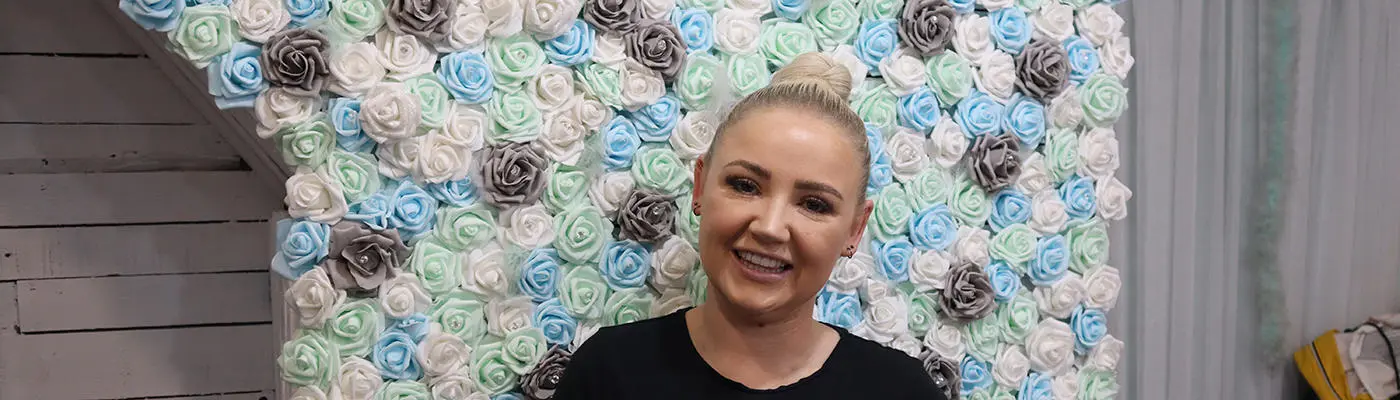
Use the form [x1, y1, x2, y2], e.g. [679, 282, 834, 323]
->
[0, 124, 243, 174]
[0, 222, 270, 281]
[0, 172, 280, 227]
[0, 56, 202, 124]
[0, 1, 142, 54]
[17, 272, 272, 333]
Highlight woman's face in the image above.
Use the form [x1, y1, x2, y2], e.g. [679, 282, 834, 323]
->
[693, 107, 873, 321]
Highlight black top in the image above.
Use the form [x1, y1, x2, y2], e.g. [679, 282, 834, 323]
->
[552, 308, 947, 400]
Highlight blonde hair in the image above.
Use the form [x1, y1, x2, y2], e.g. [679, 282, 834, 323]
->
[705, 52, 871, 197]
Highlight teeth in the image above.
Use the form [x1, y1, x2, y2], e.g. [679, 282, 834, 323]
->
[738, 251, 787, 270]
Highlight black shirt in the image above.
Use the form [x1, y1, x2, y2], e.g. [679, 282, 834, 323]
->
[552, 308, 947, 400]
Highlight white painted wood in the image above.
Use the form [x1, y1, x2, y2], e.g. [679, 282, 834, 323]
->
[268, 213, 295, 400]
[156, 391, 273, 400]
[0, 222, 269, 281]
[0, 171, 280, 227]
[0, 1, 141, 54]
[0, 282, 16, 334]
[0, 55, 201, 124]
[0, 124, 243, 174]
[0, 324, 273, 400]
[17, 272, 271, 333]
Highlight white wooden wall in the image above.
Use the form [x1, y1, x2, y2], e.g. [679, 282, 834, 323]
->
[0, 3, 282, 399]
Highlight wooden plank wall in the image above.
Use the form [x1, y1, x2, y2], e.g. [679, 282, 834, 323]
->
[0, 2, 280, 399]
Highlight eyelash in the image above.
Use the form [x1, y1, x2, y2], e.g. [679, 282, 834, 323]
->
[724, 176, 836, 215]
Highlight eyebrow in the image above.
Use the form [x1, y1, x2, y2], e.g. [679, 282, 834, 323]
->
[724, 160, 846, 201]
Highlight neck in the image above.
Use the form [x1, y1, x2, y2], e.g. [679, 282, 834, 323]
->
[687, 294, 835, 388]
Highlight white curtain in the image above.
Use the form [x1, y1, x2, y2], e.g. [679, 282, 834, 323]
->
[1109, 0, 1400, 399]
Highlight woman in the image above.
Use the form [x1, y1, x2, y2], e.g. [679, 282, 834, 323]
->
[552, 52, 945, 399]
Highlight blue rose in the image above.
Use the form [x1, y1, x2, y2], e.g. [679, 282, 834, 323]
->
[600, 240, 651, 291]
[602, 115, 642, 171]
[426, 177, 481, 207]
[329, 98, 376, 153]
[1019, 372, 1055, 400]
[1027, 234, 1069, 286]
[864, 123, 886, 162]
[438, 52, 495, 104]
[388, 179, 439, 241]
[960, 355, 993, 394]
[630, 94, 680, 142]
[373, 330, 423, 380]
[346, 191, 392, 230]
[815, 287, 863, 330]
[874, 238, 915, 282]
[989, 188, 1032, 232]
[207, 42, 265, 109]
[493, 393, 524, 400]
[897, 87, 942, 134]
[119, 0, 186, 32]
[1071, 305, 1108, 354]
[544, 20, 595, 66]
[285, 0, 330, 27]
[1003, 94, 1047, 148]
[955, 90, 1006, 138]
[986, 260, 1021, 302]
[947, 0, 975, 14]
[671, 9, 715, 54]
[772, 0, 809, 21]
[390, 313, 430, 343]
[518, 248, 563, 303]
[988, 7, 1031, 55]
[867, 154, 894, 198]
[854, 19, 899, 76]
[909, 204, 958, 251]
[187, 0, 231, 5]
[271, 218, 331, 279]
[532, 298, 578, 345]
[1063, 35, 1101, 84]
[1058, 174, 1098, 221]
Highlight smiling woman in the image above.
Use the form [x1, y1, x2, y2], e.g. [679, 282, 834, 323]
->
[553, 52, 946, 400]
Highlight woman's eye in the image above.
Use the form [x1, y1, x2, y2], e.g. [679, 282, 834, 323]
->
[725, 177, 759, 194]
[801, 197, 834, 214]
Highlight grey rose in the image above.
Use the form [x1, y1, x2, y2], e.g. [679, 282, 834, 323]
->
[940, 263, 996, 322]
[260, 28, 331, 96]
[898, 0, 957, 56]
[919, 351, 961, 400]
[583, 0, 639, 33]
[324, 221, 409, 293]
[624, 19, 687, 82]
[966, 133, 1022, 192]
[617, 189, 677, 244]
[386, 0, 456, 42]
[521, 346, 572, 400]
[481, 142, 549, 208]
[1015, 39, 1071, 103]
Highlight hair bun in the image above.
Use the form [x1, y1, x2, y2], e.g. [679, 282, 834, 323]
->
[769, 52, 854, 100]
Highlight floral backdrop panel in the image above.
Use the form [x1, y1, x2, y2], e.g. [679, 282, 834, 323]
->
[118, 0, 1132, 398]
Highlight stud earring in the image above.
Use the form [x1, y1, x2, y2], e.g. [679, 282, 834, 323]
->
[691, 202, 701, 215]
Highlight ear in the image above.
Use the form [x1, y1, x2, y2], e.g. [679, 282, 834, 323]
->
[691, 158, 707, 201]
[845, 198, 874, 250]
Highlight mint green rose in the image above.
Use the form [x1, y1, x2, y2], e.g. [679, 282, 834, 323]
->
[324, 150, 382, 204]
[998, 293, 1040, 344]
[989, 223, 1037, 267]
[1017, 0, 1044, 11]
[1066, 219, 1109, 274]
[327, 0, 386, 41]
[502, 327, 549, 374]
[488, 89, 543, 144]
[806, 0, 860, 49]
[759, 20, 819, 68]
[1081, 74, 1129, 128]
[558, 265, 610, 319]
[908, 291, 940, 337]
[434, 204, 498, 252]
[1045, 129, 1079, 183]
[554, 205, 612, 264]
[1062, 0, 1096, 9]
[677, 53, 720, 111]
[472, 341, 520, 396]
[428, 290, 488, 345]
[605, 288, 655, 326]
[869, 185, 914, 242]
[725, 52, 772, 97]
[905, 167, 955, 211]
[577, 62, 625, 109]
[376, 380, 430, 400]
[487, 34, 546, 90]
[858, 0, 903, 21]
[405, 75, 452, 128]
[951, 176, 991, 227]
[545, 164, 590, 215]
[1079, 368, 1120, 400]
[278, 329, 339, 388]
[408, 238, 461, 297]
[853, 83, 898, 133]
[679, 0, 723, 12]
[990, 387, 1017, 400]
[169, 5, 235, 68]
[966, 389, 995, 400]
[926, 51, 975, 106]
[278, 117, 336, 168]
[631, 146, 689, 196]
[325, 299, 381, 357]
[677, 193, 701, 248]
[688, 266, 708, 305]
[963, 315, 1003, 361]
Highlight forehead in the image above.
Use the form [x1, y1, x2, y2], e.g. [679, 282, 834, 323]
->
[712, 108, 865, 189]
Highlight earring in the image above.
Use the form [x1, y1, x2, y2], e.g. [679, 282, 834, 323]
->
[842, 245, 855, 257]
[691, 202, 701, 215]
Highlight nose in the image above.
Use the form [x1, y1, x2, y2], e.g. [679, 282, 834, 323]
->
[747, 198, 791, 244]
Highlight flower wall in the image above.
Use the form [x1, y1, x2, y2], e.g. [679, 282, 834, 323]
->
[118, 0, 1132, 398]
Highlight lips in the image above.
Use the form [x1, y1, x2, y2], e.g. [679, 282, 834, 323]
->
[733, 249, 792, 275]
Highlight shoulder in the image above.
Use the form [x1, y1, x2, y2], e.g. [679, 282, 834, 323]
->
[568, 310, 686, 369]
[830, 331, 947, 400]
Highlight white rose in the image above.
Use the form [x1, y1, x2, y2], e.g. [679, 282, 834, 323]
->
[572, 94, 613, 132]
[862, 295, 908, 344]
[418, 330, 472, 377]
[861, 277, 894, 304]
[974, 50, 1017, 102]
[1083, 265, 1121, 310]
[482, 0, 525, 37]
[1032, 2, 1075, 43]
[428, 372, 480, 400]
[375, 30, 437, 81]
[828, 252, 872, 294]
[538, 112, 588, 165]
[230, 0, 290, 43]
[926, 116, 968, 169]
[417, 130, 473, 184]
[379, 275, 431, 319]
[725, 0, 769, 14]
[1076, 4, 1125, 47]
[254, 88, 321, 138]
[993, 345, 1030, 388]
[437, 0, 489, 52]
[1048, 85, 1084, 129]
[640, 0, 678, 20]
[592, 31, 628, 66]
[923, 321, 966, 361]
[528, 65, 578, 114]
[886, 128, 930, 183]
[523, 0, 583, 40]
[361, 83, 424, 143]
[1025, 319, 1076, 375]
[1078, 127, 1120, 181]
[1095, 176, 1131, 222]
[827, 45, 869, 96]
[573, 320, 602, 349]
[326, 42, 388, 98]
[336, 357, 383, 400]
[1034, 273, 1085, 319]
[713, 8, 762, 54]
[286, 268, 345, 328]
[444, 105, 488, 152]
[376, 137, 420, 180]
[487, 296, 536, 336]
[291, 386, 328, 400]
[1053, 368, 1080, 400]
[952, 14, 994, 66]
[1100, 35, 1135, 80]
[1016, 153, 1053, 194]
[285, 167, 348, 224]
[619, 60, 666, 111]
[653, 287, 694, 316]
[879, 49, 927, 97]
[1028, 190, 1069, 235]
[502, 203, 556, 249]
[588, 172, 636, 216]
[953, 226, 991, 267]
[1086, 334, 1123, 371]
[651, 236, 699, 289]
[463, 242, 513, 299]
[891, 334, 923, 358]
[909, 250, 952, 292]
[672, 110, 719, 160]
[978, 0, 1014, 10]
